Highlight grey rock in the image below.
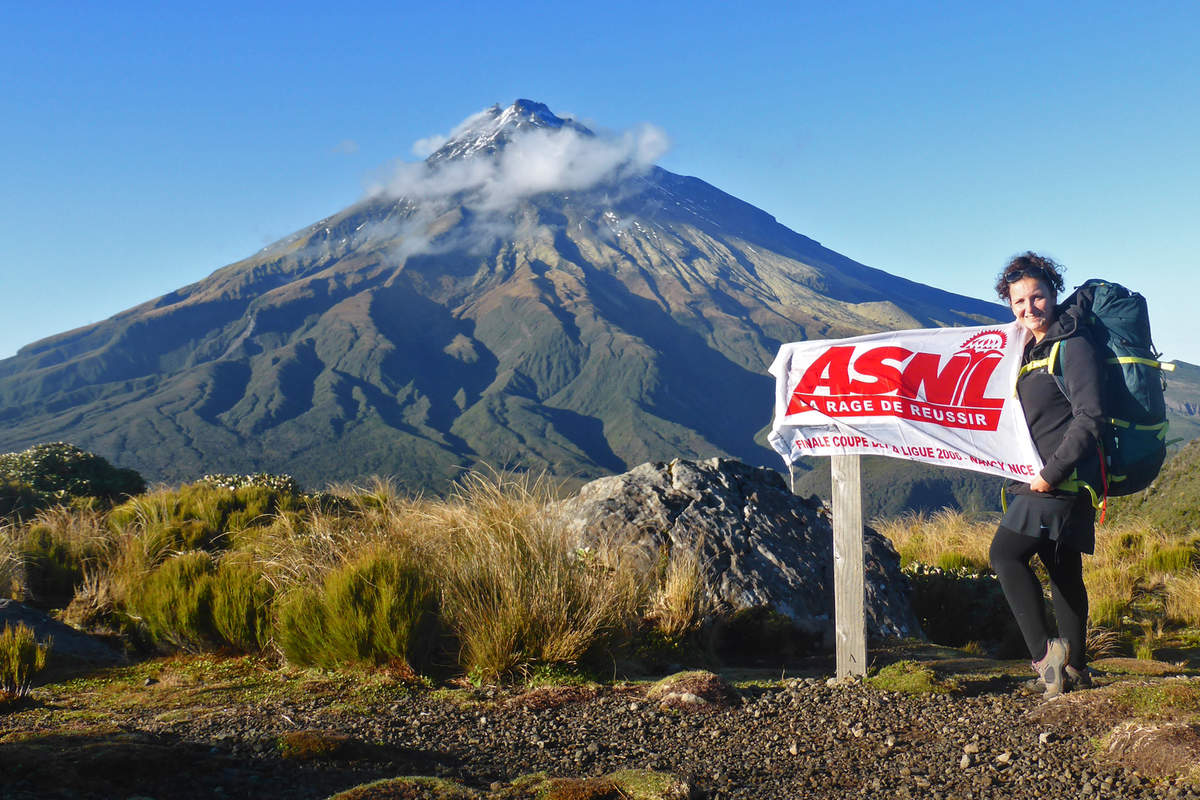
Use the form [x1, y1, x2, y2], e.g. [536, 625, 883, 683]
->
[0, 598, 123, 665]
[559, 457, 922, 642]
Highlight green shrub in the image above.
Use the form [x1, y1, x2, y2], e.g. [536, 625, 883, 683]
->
[125, 550, 277, 653]
[0, 622, 51, 700]
[0, 442, 144, 504]
[198, 473, 300, 493]
[0, 477, 44, 520]
[129, 551, 218, 651]
[14, 524, 86, 608]
[210, 554, 275, 652]
[274, 550, 439, 672]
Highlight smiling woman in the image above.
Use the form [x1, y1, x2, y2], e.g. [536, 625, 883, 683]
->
[989, 251, 1103, 698]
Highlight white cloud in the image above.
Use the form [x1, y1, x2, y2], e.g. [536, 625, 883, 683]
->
[372, 109, 671, 213]
[411, 135, 448, 158]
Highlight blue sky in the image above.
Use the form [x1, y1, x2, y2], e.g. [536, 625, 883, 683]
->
[3, 1, 1198, 364]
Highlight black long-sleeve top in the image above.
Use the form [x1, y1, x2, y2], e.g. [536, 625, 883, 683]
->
[1012, 307, 1105, 494]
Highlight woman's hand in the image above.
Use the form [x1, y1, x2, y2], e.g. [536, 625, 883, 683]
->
[1030, 475, 1053, 493]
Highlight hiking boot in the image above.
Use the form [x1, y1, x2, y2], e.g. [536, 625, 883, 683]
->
[1023, 663, 1093, 694]
[1032, 638, 1069, 699]
[1065, 665, 1092, 690]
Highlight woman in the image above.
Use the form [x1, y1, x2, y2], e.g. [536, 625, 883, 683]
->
[989, 252, 1103, 699]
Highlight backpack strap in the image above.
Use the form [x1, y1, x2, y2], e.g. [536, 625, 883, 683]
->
[1056, 470, 1106, 522]
[1108, 356, 1176, 371]
[1017, 340, 1063, 380]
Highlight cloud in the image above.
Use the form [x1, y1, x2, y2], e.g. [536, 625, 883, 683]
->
[371, 109, 671, 213]
[411, 135, 448, 158]
[333, 139, 360, 154]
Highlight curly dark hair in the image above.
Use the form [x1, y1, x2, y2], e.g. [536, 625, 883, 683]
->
[994, 251, 1066, 301]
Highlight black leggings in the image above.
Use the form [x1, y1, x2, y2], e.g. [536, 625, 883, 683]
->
[989, 526, 1088, 668]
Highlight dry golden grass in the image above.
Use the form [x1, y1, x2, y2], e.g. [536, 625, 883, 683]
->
[412, 471, 644, 679]
[646, 542, 711, 640]
[872, 509, 994, 572]
[1165, 570, 1200, 628]
[0, 505, 115, 604]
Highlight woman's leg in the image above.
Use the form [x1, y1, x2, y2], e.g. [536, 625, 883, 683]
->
[1038, 542, 1088, 670]
[989, 526, 1050, 660]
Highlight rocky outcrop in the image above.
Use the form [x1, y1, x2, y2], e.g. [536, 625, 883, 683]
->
[558, 457, 922, 643]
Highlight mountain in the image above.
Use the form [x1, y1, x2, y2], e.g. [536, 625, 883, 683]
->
[1, 100, 1194, 496]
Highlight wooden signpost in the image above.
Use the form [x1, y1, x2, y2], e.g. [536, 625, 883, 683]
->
[831, 453, 867, 678]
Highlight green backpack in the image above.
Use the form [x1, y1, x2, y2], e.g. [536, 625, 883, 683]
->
[1024, 279, 1175, 503]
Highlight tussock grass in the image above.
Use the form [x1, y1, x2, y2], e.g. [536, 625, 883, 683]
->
[646, 543, 711, 640]
[873, 510, 993, 572]
[0, 622, 51, 701]
[1, 468, 720, 680]
[1165, 571, 1200, 628]
[0, 520, 18, 600]
[275, 548, 437, 670]
[415, 471, 643, 680]
[0, 505, 113, 606]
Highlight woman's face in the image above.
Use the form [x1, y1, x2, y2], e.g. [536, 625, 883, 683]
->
[1008, 276, 1057, 341]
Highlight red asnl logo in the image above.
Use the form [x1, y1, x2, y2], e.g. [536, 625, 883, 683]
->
[786, 330, 1009, 431]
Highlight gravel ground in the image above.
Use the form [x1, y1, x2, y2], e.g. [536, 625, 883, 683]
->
[3, 662, 1199, 800]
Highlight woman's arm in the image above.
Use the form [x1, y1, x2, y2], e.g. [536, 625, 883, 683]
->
[1037, 334, 1104, 488]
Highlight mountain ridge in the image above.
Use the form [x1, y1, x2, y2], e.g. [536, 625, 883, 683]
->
[3, 100, 1195, 499]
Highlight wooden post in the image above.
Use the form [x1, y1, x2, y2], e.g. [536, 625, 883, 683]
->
[831, 453, 867, 678]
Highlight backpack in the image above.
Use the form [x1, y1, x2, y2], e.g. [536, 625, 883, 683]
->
[1029, 279, 1175, 503]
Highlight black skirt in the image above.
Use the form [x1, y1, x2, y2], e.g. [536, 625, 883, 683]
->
[999, 491, 1096, 555]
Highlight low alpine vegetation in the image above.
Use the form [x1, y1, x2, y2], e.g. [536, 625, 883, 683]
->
[1, 456, 710, 681]
[0, 622, 51, 702]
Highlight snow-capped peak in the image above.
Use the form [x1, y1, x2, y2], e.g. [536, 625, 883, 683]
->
[426, 99, 593, 163]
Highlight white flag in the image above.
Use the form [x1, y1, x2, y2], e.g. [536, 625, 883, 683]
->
[768, 321, 1043, 483]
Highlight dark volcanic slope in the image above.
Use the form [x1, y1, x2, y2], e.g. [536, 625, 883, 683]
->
[0, 102, 1013, 490]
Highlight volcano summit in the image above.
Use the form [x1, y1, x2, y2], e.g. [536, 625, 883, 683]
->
[0, 100, 1007, 490]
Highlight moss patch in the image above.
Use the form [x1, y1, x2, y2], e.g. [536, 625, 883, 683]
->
[606, 770, 693, 800]
[327, 776, 478, 799]
[1092, 657, 1188, 676]
[494, 771, 691, 800]
[867, 660, 959, 694]
[1110, 680, 1200, 720]
[278, 729, 355, 760]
